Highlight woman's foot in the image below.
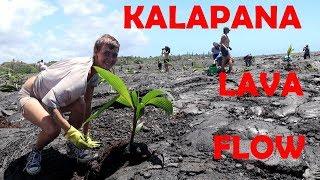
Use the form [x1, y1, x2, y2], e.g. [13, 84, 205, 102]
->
[25, 148, 42, 175]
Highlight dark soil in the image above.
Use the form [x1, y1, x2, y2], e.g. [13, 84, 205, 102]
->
[0, 117, 20, 128]
[88, 141, 164, 180]
[4, 148, 88, 180]
[1, 53, 320, 179]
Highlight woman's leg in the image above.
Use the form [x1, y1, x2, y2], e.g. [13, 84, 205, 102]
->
[22, 98, 61, 150]
[221, 56, 230, 72]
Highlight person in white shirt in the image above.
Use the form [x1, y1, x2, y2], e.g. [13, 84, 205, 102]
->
[38, 60, 48, 71]
[36, 60, 47, 71]
[18, 34, 120, 175]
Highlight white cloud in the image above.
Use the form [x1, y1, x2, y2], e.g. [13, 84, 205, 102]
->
[33, 10, 149, 60]
[66, 10, 149, 55]
[0, 0, 57, 61]
[58, 0, 105, 16]
[0, 0, 57, 33]
[0, 1, 149, 63]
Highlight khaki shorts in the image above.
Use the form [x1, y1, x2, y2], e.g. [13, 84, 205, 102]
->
[17, 76, 40, 114]
[17, 86, 37, 114]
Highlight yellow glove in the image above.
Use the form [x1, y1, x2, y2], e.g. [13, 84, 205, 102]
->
[85, 133, 102, 148]
[65, 126, 91, 149]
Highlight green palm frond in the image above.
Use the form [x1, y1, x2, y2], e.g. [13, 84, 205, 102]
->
[145, 97, 173, 115]
[94, 66, 133, 108]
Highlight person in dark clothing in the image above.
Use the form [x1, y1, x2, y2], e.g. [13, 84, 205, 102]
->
[157, 60, 162, 70]
[212, 42, 220, 60]
[215, 53, 223, 66]
[244, 54, 254, 67]
[303, 45, 310, 59]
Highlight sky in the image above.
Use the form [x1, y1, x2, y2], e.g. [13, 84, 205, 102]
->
[0, 0, 319, 63]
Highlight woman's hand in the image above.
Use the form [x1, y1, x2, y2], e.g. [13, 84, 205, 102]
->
[85, 133, 102, 148]
[65, 126, 93, 149]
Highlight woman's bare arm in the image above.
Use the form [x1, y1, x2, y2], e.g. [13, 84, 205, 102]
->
[83, 86, 94, 135]
[51, 108, 71, 133]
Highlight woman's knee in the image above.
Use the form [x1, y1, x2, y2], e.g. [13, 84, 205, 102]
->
[21, 98, 51, 126]
[47, 127, 61, 138]
[43, 118, 61, 137]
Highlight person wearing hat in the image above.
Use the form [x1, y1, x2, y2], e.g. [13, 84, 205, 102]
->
[18, 34, 120, 175]
[303, 44, 310, 59]
[220, 27, 233, 73]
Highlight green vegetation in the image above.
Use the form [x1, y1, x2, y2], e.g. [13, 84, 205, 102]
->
[83, 66, 173, 151]
[287, 45, 294, 57]
[283, 45, 294, 62]
[1, 61, 37, 74]
[192, 62, 205, 72]
[0, 61, 38, 91]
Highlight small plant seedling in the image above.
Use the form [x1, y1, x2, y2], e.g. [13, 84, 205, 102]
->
[283, 45, 294, 62]
[283, 45, 295, 71]
[82, 66, 173, 152]
[287, 45, 294, 57]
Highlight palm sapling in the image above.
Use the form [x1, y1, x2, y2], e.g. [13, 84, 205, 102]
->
[82, 66, 173, 152]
